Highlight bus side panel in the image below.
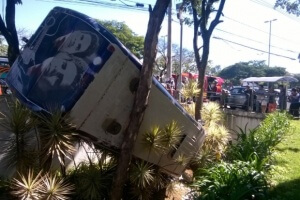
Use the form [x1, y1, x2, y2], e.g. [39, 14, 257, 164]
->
[71, 45, 205, 176]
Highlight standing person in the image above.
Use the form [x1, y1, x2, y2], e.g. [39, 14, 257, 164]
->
[278, 85, 287, 110]
[267, 86, 277, 113]
[255, 85, 266, 113]
[244, 85, 253, 111]
[210, 81, 217, 101]
[288, 88, 300, 117]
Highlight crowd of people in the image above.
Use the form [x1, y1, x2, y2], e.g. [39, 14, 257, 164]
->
[242, 85, 300, 117]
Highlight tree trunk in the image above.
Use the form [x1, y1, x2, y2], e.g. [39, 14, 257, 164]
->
[0, 0, 20, 65]
[192, 0, 226, 121]
[110, 1, 170, 199]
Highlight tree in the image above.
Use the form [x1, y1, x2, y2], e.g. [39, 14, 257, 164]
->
[154, 40, 197, 80]
[218, 60, 288, 85]
[181, 0, 226, 120]
[0, 0, 21, 65]
[0, 36, 8, 56]
[97, 20, 145, 59]
[110, 1, 171, 199]
[275, 0, 300, 16]
[172, 44, 197, 74]
[154, 37, 168, 79]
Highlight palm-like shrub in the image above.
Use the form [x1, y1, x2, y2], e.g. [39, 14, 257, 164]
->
[181, 80, 200, 100]
[161, 120, 182, 151]
[129, 161, 154, 189]
[128, 159, 171, 200]
[37, 111, 77, 172]
[141, 126, 164, 157]
[0, 100, 37, 173]
[201, 102, 224, 127]
[68, 157, 116, 200]
[191, 102, 230, 169]
[141, 120, 182, 156]
[182, 103, 195, 118]
[11, 169, 73, 200]
[204, 125, 230, 156]
[10, 170, 42, 199]
[38, 173, 74, 199]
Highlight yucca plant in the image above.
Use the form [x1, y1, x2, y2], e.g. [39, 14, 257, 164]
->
[182, 103, 195, 118]
[181, 80, 200, 100]
[11, 169, 73, 200]
[129, 160, 154, 189]
[161, 120, 182, 152]
[38, 173, 74, 200]
[10, 169, 42, 199]
[0, 100, 37, 173]
[68, 161, 116, 200]
[201, 102, 224, 127]
[141, 125, 165, 157]
[128, 159, 171, 200]
[37, 111, 77, 173]
[204, 125, 230, 155]
[190, 103, 230, 169]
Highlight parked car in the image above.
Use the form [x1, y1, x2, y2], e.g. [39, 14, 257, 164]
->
[226, 87, 255, 110]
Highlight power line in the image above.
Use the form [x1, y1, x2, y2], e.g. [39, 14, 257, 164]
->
[249, 0, 300, 23]
[173, 18, 299, 55]
[215, 28, 299, 54]
[223, 15, 300, 46]
[213, 36, 297, 61]
[39, 0, 149, 12]
[37, 0, 299, 57]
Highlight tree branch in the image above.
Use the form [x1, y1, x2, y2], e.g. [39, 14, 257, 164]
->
[208, 0, 226, 34]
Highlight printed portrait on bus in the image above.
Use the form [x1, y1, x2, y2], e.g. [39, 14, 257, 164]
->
[27, 52, 88, 110]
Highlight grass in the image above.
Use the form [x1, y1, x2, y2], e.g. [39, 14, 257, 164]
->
[268, 119, 300, 200]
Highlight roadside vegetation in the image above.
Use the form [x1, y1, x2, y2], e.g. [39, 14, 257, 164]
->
[268, 120, 300, 200]
[0, 94, 298, 199]
[0, 97, 195, 199]
[190, 111, 292, 199]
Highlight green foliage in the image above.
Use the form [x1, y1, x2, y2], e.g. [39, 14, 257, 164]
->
[182, 80, 200, 100]
[0, 43, 8, 56]
[192, 161, 268, 200]
[201, 102, 224, 127]
[268, 120, 300, 199]
[0, 100, 37, 172]
[129, 160, 154, 189]
[142, 125, 165, 155]
[227, 112, 291, 168]
[37, 111, 77, 171]
[141, 120, 182, 156]
[218, 61, 288, 85]
[127, 159, 171, 200]
[10, 169, 74, 200]
[97, 20, 144, 59]
[68, 162, 116, 200]
[191, 102, 230, 169]
[275, 0, 300, 16]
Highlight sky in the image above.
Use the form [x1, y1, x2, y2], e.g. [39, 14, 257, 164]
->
[2, 0, 300, 74]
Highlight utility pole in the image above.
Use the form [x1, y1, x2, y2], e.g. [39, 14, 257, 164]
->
[167, 1, 172, 80]
[177, 5, 183, 102]
[264, 19, 277, 67]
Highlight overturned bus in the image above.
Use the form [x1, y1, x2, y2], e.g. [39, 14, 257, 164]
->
[5, 7, 205, 176]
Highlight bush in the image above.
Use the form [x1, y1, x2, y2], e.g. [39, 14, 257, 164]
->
[227, 112, 291, 166]
[192, 161, 268, 200]
[192, 112, 292, 200]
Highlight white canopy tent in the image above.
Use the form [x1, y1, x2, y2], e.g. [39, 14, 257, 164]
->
[242, 76, 298, 83]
